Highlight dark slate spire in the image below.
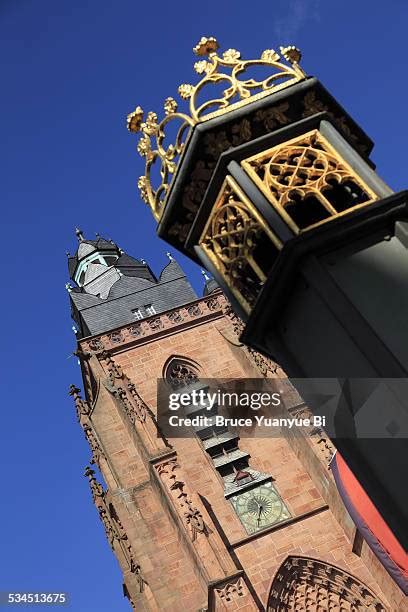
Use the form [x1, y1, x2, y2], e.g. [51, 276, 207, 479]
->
[66, 231, 198, 338]
[67, 229, 121, 283]
[202, 269, 219, 295]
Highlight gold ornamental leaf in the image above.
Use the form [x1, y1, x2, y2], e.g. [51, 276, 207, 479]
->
[164, 97, 178, 115]
[194, 60, 211, 75]
[137, 176, 149, 203]
[261, 49, 280, 63]
[143, 111, 158, 135]
[222, 48, 241, 62]
[137, 136, 151, 158]
[231, 118, 252, 145]
[178, 83, 194, 99]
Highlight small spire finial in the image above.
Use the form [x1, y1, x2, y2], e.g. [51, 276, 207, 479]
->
[166, 251, 174, 261]
[66, 250, 71, 257]
[65, 282, 73, 292]
[75, 227, 84, 242]
[201, 269, 210, 281]
[140, 257, 146, 264]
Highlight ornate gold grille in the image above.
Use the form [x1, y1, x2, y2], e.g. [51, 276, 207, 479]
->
[242, 130, 378, 233]
[199, 176, 281, 313]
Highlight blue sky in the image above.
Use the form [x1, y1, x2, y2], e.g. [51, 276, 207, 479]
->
[1, 1, 408, 610]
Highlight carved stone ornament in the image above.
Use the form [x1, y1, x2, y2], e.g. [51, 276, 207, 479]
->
[148, 318, 163, 331]
[101, 353, 169, 453]
[69, 384, 91, 423]
[111, 383, 143, 426]
[187, 304, 202, 317]
[302, 91, 369, 155]
[128, 323, 143, 337]
[131, 562, 146, 594]
[101, 351, 124, 380]
[215, 577, 245, 602]
[222, 302, 245, 336]
[205, 297, 220, 311]
[84, 467, 146, 592]
[109, 330, 124, 344]
[155, 457, 211, 541]
[127, 381, 149, 421]
[73, 346, 91, 362]
[83, 424, 106, 468]
[103, 352, 150, 426]
[254, 101, 290, 131]
[246, 347, 279, 376]
[84, 465, 105, 503]
[88, 337, 105, 352]
[167, 310, 184, 323]
[267, 556, 387, 611]
[289, 404, 336, 464]
[221, 302, 280, 375]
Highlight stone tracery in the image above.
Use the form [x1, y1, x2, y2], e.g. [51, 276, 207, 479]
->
[164, 356, 200, 389]
[267, 556, 387, 611]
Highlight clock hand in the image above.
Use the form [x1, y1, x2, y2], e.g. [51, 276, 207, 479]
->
[257, 504, 264, 524]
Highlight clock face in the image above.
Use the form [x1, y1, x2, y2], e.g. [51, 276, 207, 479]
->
[230, 481, 291, 534]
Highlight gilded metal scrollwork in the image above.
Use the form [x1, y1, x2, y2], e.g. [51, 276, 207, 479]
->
[200, 176, 281, 312]
[242, 130, 377, 233]
[127, 38, 306, 221]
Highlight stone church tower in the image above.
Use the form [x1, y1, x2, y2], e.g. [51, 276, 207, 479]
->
[67, 231, 403, 610]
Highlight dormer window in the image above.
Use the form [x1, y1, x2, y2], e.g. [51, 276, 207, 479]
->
[74, 251, 119, 287]
[132, 308, 143, 320]
[145, 304, 156, 316]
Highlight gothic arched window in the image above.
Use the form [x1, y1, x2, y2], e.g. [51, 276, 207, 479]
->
[163, 356, 200, 390]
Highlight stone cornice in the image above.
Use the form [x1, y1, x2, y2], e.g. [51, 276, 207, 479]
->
[79, 291, 225, 356]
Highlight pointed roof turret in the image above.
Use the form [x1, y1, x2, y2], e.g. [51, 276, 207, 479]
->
[75, 227, 85, 242]
[67, 229, 121, 281]
[202, 269, 219, 295]
[66, 230, 197, 338]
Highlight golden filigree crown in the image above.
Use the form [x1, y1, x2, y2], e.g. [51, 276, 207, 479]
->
[127, 37, 306, 221]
